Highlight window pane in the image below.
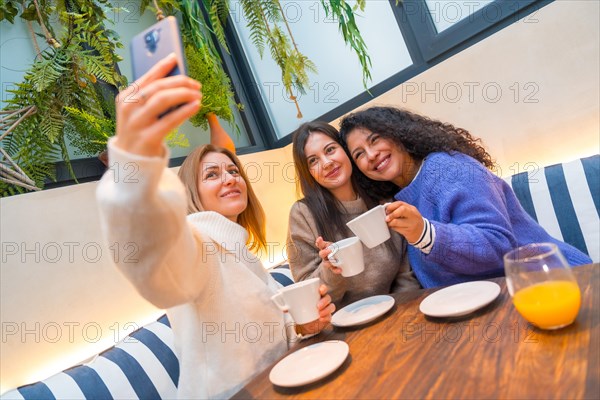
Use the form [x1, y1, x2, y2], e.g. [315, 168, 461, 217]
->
[230, 0, 413, 138]
[425, 0, 494, 33]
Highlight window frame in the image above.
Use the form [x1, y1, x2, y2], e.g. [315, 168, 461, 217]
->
[406, 0, 541, 61]
[47, 0, 552, 189]
[220, 0, 552, 149]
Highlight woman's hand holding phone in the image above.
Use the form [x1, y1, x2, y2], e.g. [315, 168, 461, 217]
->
[114, 54, 202, 157]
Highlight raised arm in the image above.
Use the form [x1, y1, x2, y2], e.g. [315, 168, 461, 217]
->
[97, 54, 215, 309]
[207, 112, 236, 154]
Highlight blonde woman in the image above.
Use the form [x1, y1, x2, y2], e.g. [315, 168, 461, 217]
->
[97, 54, 334, 399]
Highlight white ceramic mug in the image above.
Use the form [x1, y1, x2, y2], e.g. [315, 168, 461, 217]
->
[270, 277, 321, 325]
[346, 204, 391, 248]
[327, 237, 365, 277]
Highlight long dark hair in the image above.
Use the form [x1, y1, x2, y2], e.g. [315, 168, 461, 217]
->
[339, 106, 495, 200]
[292, 121, 377, 241]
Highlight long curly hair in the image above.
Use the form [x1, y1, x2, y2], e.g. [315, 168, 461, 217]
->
[338, 106, 495, 200]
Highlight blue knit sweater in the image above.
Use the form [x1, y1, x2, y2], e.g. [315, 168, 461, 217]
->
[394, 152, 592, 288]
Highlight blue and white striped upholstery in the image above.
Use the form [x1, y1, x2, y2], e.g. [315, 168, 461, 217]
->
[2, 268, 296, 399]
[505, 155, 599, 262]
[269, 263, 295, 288]
[2, 316, 178, 400]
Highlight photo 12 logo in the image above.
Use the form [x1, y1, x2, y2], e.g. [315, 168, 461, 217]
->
[1, 241, 139, 264]
[399, 81, 540, 104]
[400, 320, 539, 344]
[2, 321, 141, 344]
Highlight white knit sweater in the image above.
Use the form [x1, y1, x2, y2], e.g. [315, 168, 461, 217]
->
[96, 140, 290, 399]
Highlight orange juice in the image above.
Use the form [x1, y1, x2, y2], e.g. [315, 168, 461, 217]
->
[512, 280, 581, 329]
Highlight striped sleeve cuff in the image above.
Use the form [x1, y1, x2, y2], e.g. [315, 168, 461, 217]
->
[409, 217, 436, 254]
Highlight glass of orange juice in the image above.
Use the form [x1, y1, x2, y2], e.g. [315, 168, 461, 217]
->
[504, 243, 581, 330]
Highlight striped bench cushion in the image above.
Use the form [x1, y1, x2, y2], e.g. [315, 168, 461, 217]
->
[505, 155, 599, 262]
[2, 269, 295, 399]
[2, 316, 178, 400]
[269, 263, 295, 288]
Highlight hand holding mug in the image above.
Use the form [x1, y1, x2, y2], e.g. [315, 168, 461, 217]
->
[296, 284, 336, 336]
[346, 204, 391, 248]
[315, 236, 342, 275]
[385, 201, 424, 244]
[326, 237, 365, 277]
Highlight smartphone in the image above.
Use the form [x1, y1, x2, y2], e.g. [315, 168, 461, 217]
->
[130, 16, 187, 81]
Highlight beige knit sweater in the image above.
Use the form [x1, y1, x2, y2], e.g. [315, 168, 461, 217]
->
[287, 199, 421, 307]
[97, 140, 291, 399]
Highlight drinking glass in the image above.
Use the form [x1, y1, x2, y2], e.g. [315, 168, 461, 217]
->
[504, 243, 581, 330]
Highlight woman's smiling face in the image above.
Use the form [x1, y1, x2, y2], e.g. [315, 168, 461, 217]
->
[346, 127, 417, 188]
[304, 132, 354, 193]
[197, 151, 248, 222]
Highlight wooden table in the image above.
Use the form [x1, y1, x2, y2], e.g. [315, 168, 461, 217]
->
[233, 263, 599, 399]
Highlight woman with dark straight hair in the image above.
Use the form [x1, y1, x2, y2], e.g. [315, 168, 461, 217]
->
[338, 106, 591, 288]
[287, 121, 420, 307]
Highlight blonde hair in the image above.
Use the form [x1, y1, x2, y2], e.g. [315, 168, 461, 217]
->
[178, 145, 267, 253]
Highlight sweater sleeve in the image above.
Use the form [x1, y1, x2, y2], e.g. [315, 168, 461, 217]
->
[96, 139, 218, 309]
[286, 202, 347, 303]
[417, 155, 517, 275]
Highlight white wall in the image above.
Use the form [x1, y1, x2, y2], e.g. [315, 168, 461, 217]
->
[331, 0, 600, 175]
[0, 181, 159, 393]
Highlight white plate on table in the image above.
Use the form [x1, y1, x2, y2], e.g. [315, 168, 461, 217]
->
[331, 295, 395, 327]
[269, 340, 349, 387]
[419, 281, 501, 317]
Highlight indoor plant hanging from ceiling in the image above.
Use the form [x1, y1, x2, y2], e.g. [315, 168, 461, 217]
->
[0, 0, 373, 197]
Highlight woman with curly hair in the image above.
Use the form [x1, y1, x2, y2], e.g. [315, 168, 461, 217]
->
[338, 106, 591, 288]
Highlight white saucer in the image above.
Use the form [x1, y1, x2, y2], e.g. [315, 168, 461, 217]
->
[269, 340, 349, 387]
[419, 281, 501, 317]
[331, 295, 395, 327]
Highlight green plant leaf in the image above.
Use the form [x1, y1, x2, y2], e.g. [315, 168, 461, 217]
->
[0, 1, 127, 196]
[0, 0, 19, 23]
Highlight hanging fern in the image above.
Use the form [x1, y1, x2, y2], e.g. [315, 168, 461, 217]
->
[0, 104, 60, 196]
[165, 130, 190, 148]
[287, 50, 317, 93]
[64, 106, 188, 157]
[235, 0, 319, 115]
[64, 107, 114, 156]
[0, 1, 20, 22]
[58, 135, 77, 184]
[320, 0, 372, 89]
[29, 51, 69, 92]
[204, 0, 230, 52]
[78, 51, 119, 85]
[0, 1, 127, 197]
[239, 0, 268, 57]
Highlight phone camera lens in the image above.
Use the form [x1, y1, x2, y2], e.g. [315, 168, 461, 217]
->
[144, 29, 160, 52]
